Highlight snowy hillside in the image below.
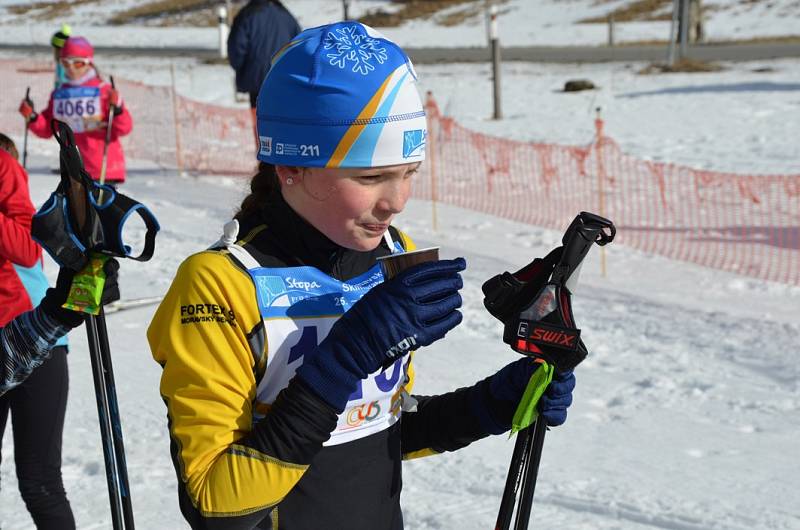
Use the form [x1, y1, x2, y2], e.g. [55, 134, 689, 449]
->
[1, 0, 799, 48]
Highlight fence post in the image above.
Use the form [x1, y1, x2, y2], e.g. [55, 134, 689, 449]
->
[667, 0, 679, 65]
[594, 107, 608, 277]
[169, 63, 185, 176]
[218, 5, 229, 59]
[607, 15, 615, 47]
[487, 2, 502, 120]
[679, 0, 689, 60]
[426, 91, 439, 232]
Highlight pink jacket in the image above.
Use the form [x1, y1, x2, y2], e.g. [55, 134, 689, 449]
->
[28, 74, 133, 184]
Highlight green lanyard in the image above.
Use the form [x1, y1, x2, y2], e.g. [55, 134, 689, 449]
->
[511, 361, 555, 435]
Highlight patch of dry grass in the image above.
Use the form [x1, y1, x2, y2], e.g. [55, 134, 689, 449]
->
[716, 35, 800, 45]
[109, 0, 235, 26]
[638, 58, 724, 74]
[580, 0, 672, 23]
[359, 0, 483, 28]
[6, 0, 100, 21]
[618, 34, 800, 46]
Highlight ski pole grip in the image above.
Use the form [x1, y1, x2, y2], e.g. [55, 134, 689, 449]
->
[552, 212, 615, 285]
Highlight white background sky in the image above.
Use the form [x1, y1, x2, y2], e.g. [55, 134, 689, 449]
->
[1, 1, 799, 528]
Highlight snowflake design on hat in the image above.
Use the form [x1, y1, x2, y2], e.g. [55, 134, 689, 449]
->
[323, 25, 388, 76]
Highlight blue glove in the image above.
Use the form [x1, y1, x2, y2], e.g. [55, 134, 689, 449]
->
[295, 258, 466, 411]
[538, 369, 576, 426]
[476, 359, 576, 433]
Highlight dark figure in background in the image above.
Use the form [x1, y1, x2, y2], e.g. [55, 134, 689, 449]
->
[227, 0, 301, 151]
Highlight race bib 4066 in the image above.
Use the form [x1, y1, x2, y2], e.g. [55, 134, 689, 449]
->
[53, 86, 103, 133]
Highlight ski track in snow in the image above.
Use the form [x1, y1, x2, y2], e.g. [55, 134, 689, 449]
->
[1, 157, 798, 529]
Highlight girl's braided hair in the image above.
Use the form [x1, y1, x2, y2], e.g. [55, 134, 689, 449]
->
[235, 162, 280, 220]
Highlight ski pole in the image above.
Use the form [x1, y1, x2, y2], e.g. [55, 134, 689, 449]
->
[52, 121, 133, 529]
[99, 76, 116, 187]
[512, 419, 547, 530]
[495, 422, 532, 530]
[85, 312, 125, 529]
[34, 121, 159, 529]
[495, 403, 547, 530]
[22, 87, 30, 169]
[486, 212, 616, 530]
[81, 267, 135, 530]
[95, 306, 136, 528]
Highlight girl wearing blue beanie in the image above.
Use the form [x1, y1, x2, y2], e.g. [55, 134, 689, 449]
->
[148, 21, 575, 529]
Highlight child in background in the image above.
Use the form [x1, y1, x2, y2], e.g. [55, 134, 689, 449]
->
[50, 23, 71, 89]
[19, 36, 133, 185]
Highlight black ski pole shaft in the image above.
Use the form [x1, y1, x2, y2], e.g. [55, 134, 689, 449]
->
[495, 427, 531, 530]
[95, 307, 136, 528]
[99, 76, 116, 187]
[512, 418, 547, 530]
[85, 314, 125, 530]
[22, 87, 30, 169]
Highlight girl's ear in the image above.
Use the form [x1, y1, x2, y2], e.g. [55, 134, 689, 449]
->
[275, 165, 304, 186]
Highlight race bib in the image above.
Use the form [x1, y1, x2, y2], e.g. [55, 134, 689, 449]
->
[53, 86, 103, 133]
[250, 264, 410, 445]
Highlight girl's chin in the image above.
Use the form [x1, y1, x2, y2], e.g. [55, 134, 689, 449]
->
[342, 233, 383, 252]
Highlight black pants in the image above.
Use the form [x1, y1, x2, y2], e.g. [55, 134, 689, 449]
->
[0, 346, 75, 530]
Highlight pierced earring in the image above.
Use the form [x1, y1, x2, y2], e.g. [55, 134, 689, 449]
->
[286, 177, 294, 185]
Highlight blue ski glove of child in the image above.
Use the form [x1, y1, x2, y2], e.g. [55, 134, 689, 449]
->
[296, 258, 466, 411]
[475, 358, 576, 434]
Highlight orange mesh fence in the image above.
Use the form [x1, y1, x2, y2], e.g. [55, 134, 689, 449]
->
[2, 59, 798, 285]
[422, 95, 800, 286]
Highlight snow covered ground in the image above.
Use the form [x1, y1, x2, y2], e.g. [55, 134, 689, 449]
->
[1, 2, 799, 528]
[1, 156, 797, 529]
[1, 0, 799, 49]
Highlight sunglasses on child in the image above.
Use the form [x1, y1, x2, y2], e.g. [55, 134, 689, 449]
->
[61, 58, 90, 68]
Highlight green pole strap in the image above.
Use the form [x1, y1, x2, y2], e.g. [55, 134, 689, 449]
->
[63, 252, 110, 315]
[511, 361, 554, 435]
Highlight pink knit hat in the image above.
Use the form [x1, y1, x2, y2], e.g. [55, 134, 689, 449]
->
[60, 36, 94, 60]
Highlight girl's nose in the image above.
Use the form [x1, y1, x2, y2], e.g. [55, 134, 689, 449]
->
[377, 178, 411, 214]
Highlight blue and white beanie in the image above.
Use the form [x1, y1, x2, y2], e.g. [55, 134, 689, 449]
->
[256, 22, 427, 168]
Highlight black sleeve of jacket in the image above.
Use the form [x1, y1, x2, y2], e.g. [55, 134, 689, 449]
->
[244, 378, 338, 463]
[177, 379, 339, 530]
[400, 376, 517, 454]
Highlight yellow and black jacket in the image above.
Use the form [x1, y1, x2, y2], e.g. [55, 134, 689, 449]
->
[148, 191, 514, 529]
